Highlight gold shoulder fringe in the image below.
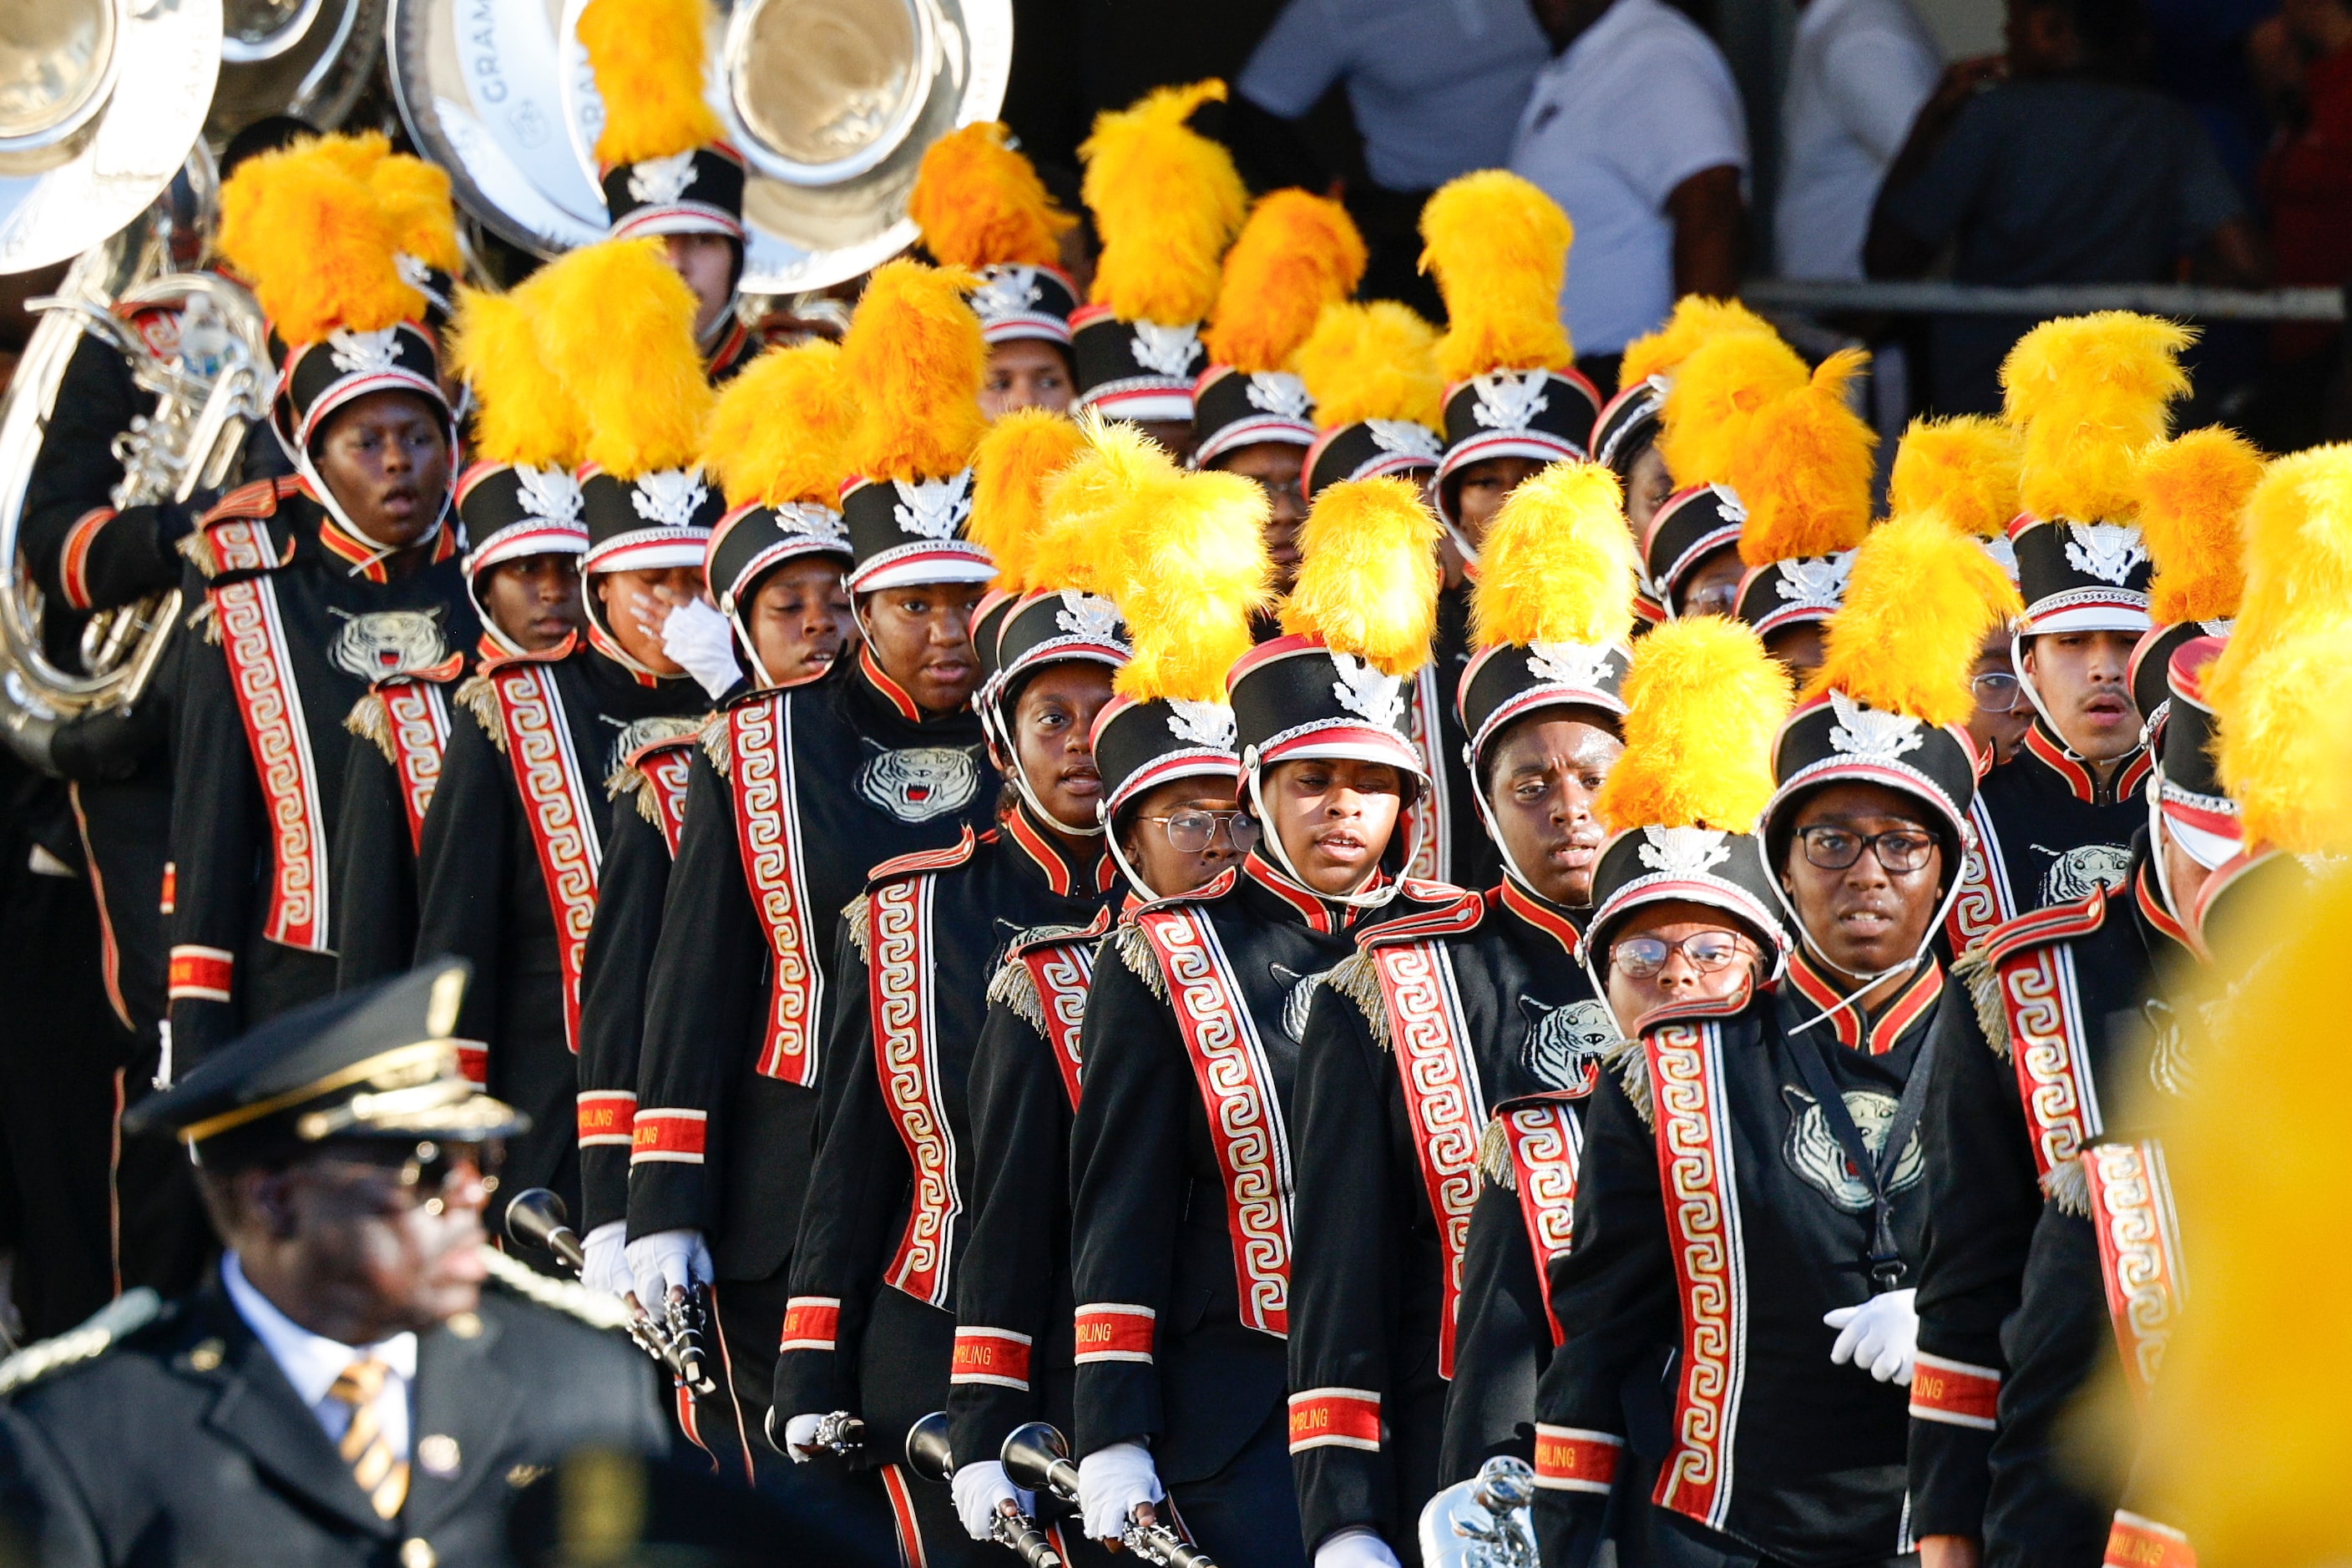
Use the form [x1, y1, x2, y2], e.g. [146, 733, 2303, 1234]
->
[843, 894, 871, 963]
[1323, 948, 1389, 1050]
[454, 672, 505, 751]
[701, 709, 734, 778]
[1478, 1113, 1517, 1192]
[1951, 943, 2010, 1059]
[2044, 1156, 2090, 1216]
[175, 528, 215, 579]
[1113, 921, 1166, 1001]
[986, 954, 1045, 1034]
[1606, 1034, 1655, 1130]
[344, 691, 394, 761]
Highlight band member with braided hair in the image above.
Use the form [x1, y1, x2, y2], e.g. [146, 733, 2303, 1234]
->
[623, 261, 1000, 1492]
[944, 440, 1275, 1558]
[1284, 461, 1637, 1567]
[1065, 470, 1449, 1567]
[1532, 513, 2018, 1568]
[166, 137, 479, 1069]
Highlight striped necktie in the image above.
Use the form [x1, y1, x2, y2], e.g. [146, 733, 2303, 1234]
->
[326, 1358, 408, 1520]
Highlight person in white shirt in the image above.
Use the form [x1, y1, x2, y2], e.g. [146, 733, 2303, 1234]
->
[1508, 0, 1750, 382]
[1775, 0, 1943, 279]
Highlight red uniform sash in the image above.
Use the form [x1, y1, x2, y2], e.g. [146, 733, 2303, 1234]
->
[1399, 665, 1449, 882]
[1136, 906, 1294, 1338]
[1499, 1098, 1585, 1347]
[2082, 1138, 2188, 1407]
[729, 695, 822, 1086]
[486, 662, 601, 1052]
[1369, 940, 1486, 1378]
[1945, 792, 2018, 953]
[210, 563, 329, 952]
[1987, 898, 2109, 1182]
[1646, 1020, 1748, 1532]
[873, 874, 959, 1308]
[377, 665, 461, 852]
[1020, 938, 1095, 1111]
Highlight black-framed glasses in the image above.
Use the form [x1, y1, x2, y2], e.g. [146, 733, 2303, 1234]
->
[310, 1141, 503, 1216]
[1136, 809, 1260, 854]
[1611, 931, 1753, 979]
[1971, 670, 2024, 714]
[1793, 826, 1938, 873]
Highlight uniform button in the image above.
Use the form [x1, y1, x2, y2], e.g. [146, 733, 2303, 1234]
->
[445, 1312, 483, 1339]
[417, 1434, 461, 1476]
[400, 1539, 436, 1568]
[185, 1339, 225, 1372]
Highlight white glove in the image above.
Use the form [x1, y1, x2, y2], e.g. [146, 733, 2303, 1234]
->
[623, 1228, 712, 1312]
[1825, 1287, 1920, 1384]
[1076, 1440, 1164, 1544]
[579, 1220, 630, 1297]
[1316, 1527, 1404, 1568]
[659, 595, 741, 699]
[781, 1412, 824, 1464]
[952, 1460, 1034, 1542]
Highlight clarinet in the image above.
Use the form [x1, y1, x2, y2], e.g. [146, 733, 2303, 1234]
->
[904, 1411, 1063, 1567]
[502, 1188, 717, 1396]
[1000, 1422, 1217, 1568]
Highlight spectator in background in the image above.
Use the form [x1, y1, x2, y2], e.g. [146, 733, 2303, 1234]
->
[2260, 0, 2352, 370]
[1232, 0, 1551, 315]
[1509, 0, 1748, 392]
[1777, 0, 1942, 280]
[1865, 0, 2269, 414]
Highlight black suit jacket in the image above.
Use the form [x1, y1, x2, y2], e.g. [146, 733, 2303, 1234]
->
[0, 1278, 666, 1567]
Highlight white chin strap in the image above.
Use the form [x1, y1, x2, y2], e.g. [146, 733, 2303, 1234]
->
[298, 447, 456, 579]
[1244, 764, 1414, 909]
[1768, 832, 1970, 1041]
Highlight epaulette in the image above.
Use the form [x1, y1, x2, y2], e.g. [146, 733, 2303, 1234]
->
[865, 826, 979, 891]
[454, 672, 503, 750]
[986, 953, 1046, 1033]
[604, 722, 704, 820]
[0, 1287, 169, 1397]
[1111, 919, 1166, 1000]
[1607, 1034, 1654, 1130]
[178, 478, 305, 580]
[345, 690, 393, 761]
[1322, 948, 1389, 1048]
[1358, 886, 1485, 949]
[1960, 888, 2111, 1060]
[1006, 913, 1108, 959]
[478, 1246, 633, 1333]
[1478, 1112, 1516, 1191]
[1950, 943, 2006, 1059]
[699, 709, 734, 778]
[844, 894, 872, 962]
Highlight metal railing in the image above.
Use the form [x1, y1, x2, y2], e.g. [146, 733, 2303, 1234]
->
[1741, 278, 2345, 322]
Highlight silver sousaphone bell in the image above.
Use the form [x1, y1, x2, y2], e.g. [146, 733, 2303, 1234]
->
[387, 0, 1010, 291]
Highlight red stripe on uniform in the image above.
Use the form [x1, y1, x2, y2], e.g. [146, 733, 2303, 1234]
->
[630, 1109, 707, 1163]
[1534, 1425, 1622, 1494]
[1909, 1353, 2001, 1429]
[1073, 1303, 1155, 1363]
[456, 1045, 488, 1090]
[166, 945, 233, 1003]
[779, 1296, 841, 1352]
[577, 1091, 636, 1146]
[2105, 1512, 2196, 1568]
[1287, 1388, 1381, 1453]
[58, 508, 112, 610]
[950, 1328, 1033, 1389]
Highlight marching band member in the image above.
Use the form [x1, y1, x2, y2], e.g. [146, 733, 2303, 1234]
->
[576, 0, 759, 380]
[1065, 471, 1447, 1566]
[1069, 81, 1250, 463]
[1589, 296, 1781, 550]
[331, 271, 589, 991]
[411, 240, 719, 1241]
[1944, 315, 2193, 957]
[908, 122, 1084, 418]
[1286, 461, 1638, 1566]
[1531, 512, 2017, 1568]
[946, 441, 1275, 1556]
[1294, 300, 1446, 513]
[1638, 325, 1808, 625]
[624, 260, 999, 1485]
[167, 137, 478, 1067]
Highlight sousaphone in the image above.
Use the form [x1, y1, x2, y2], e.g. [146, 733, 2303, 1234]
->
[387, 0, 1011, 291]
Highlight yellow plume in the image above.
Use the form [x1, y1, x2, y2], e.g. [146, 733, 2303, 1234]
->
[1617, 296, 1778, 392]
[1887, 416, 2022, 539]
[1730, 349, 1877, 565]
[447, 286, 584, 470]
[1294, 301, 1444, 431]
[369, 154, 462, 274]
[1278, 476, 1441, 675]
[1203, 190, 1367, 373]
[702, 341, 856, 509]
[969, 410, 1090, 591]
[1419, 169, 1574, 383]
[1804, 513, 2021, 727]
[2001, 311, 2193, 523]
[217, 136, 420, 346]
[1080, 80, 1249, 326]
[2212, 621, 2352, 855]
[840, 259, 989, 482]
[1470, 462, 1639, 648]
[2134, 426, 2262, 625]
[908, 122, 1074, 270]
[578, 0, 722, 166]
[1029, 416, 1187, 596]
[1655, 329, 1810, 494]
[1113, 468, 1278, 705]
[1595, 616, 1792, 832]
[2204, 445, 2352, 744]
[530, 239, 712, 478]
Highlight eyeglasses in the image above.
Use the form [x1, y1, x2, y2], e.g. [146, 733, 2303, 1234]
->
[1136, 809, 1260, 854]
[311, 1141, 503, 1216]
[1611, 930, 1753, 979]
[1682, 579, 1740, 619]
[1792, 826, 1938, 873]
[1971, 670, 2024, 714]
